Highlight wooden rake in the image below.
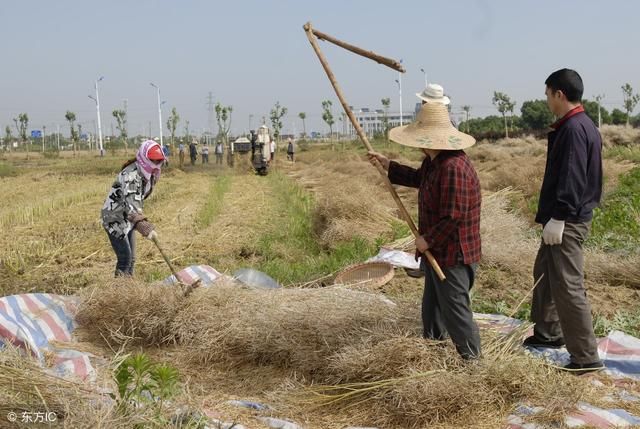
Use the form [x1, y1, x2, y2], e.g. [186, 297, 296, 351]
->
[151, 235, 200, 297]
[303, 22, 445, 281]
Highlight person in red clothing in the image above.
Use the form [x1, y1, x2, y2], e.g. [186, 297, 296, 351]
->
[368, 95, 481, 360]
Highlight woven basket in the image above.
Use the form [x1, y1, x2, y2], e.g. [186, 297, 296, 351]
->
[333, 262, 395, 288]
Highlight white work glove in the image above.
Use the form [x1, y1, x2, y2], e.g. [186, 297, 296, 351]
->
[542, 218, 565, 245]
[146, 230, 158, 241]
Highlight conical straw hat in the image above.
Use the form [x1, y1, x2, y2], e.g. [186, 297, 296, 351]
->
[389, 103, 475, 150]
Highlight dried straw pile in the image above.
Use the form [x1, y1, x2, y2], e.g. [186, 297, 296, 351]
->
[0, 346, 127, 429]
[600, 124, 640, 147]
[312, 178, 397, 248]
[75, 279, 184, 346]
[480, 188, 537, 278]
[288, 158, 398, 248]
[298, 326, 595, 429]
[72, 279, 630, 428]
[172, 283, 398, 374]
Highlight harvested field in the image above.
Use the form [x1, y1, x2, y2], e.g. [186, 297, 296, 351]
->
[2, 133, 640, 428]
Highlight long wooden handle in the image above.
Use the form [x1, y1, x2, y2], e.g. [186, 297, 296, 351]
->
[303, 22, 445, 281]
[305, 23, 405, 73]
[151, 235, 180, 279]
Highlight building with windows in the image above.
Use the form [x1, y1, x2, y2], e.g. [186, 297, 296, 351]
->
[345, 107, 416, 138]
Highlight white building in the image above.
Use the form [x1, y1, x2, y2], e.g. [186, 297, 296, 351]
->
[345, 108, 415, 137]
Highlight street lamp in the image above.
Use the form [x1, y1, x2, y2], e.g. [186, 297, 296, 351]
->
[150, 83, 164, 147]
[420, 68, 428, 88]
[93, 76, 105, 157]
[395, 78, 403, 126]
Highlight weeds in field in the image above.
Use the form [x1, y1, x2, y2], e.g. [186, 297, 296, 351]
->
[0, 161, 17, 177]
[593, 310, 640, 338]
[196, 175, 231, 228]
[114, 353, 185, 426]
[604, 145, 640, 163]
[255, 172, 377, 284]
[589, 166, 640, 251]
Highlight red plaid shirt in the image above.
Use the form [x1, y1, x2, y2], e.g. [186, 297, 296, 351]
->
[388, 150, 481, 268]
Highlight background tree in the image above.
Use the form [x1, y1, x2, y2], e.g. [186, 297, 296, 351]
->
[298, 112, 307, 138]
[184, 120, 190, 143]
[14, 113, 29, 159]
[166, 107, 180, 151]
[492, 91, 516, 138]
[64, 111, 78, 157]
[621, 83, 640, 127]
[112, 109, 128, 153]
[381, 97, 391, 143]
[214, 102, 233, 146]
[520, 99, 554, 130]
[582, 99, 611, 126]
[461, 105, 471, 133]
[269, 101, 287, 141]
[321, 100, 335, 150]
[611, 108, 628, 125]
[4, 126, 12, 151]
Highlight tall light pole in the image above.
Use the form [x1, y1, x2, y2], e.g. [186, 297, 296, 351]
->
[420, 68, 428, 88]
[395, 78, 403, 126]
[595, 94, 605, 128]
[94, 76, 104, 157]
[150, 83, 164, 146]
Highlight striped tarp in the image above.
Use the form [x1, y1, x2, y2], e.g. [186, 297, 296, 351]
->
[0, 293, 93, 380]
[475, 313, 640, 428]
[163, 264, 229, 286]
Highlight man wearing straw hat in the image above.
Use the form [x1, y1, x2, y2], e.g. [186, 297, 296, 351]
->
[523, 69, 604, 374]
[368, 84, 482, 360]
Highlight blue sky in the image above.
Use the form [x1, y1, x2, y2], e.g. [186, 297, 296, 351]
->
[1, 0, 638, 137]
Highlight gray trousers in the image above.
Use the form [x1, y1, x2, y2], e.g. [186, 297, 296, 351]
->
[531, 221, 600, 364]
[423, 261, 481, 359]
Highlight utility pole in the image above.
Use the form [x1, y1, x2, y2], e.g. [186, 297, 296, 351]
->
[123, 99, 128, 150]
[595, 94, 604, 128]
[206, 91, 215, 136]
[42, 125, 46, 152]
[94, 76, 105, 157]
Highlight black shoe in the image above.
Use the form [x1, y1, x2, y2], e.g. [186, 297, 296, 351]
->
[404, 267, 425, 278]
[560, 361, 605, 375]
[523, 335, 565, 349]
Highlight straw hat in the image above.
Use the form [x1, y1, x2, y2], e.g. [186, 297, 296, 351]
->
[389, 103, 475, 150]
[416, 83, 450, 105]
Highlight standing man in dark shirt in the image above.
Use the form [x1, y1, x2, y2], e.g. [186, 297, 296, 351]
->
[368, 99, 482, 360]
[523, 69, 604, 374]
[189, 140, 198, 166]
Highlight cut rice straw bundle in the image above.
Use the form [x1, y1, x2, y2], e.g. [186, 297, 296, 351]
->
[75, 279, 184, 347]
[173, 283, 399, 374]
[297, 323, 592, 429]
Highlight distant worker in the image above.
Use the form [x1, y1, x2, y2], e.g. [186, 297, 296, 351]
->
[178, 142, 185, 168]
[201, 144, 209, 164]
[189, 140, 198, 166]
[287, 138, 295, 162]
[215, 140, 224, 165]
[270, 138, 276, 162]
[162, 143, 170, 166]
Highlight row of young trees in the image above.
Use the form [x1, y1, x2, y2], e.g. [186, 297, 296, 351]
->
[460, 83, 640, 138]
